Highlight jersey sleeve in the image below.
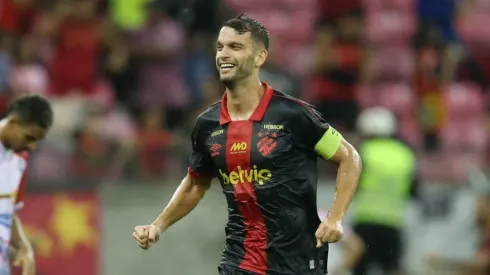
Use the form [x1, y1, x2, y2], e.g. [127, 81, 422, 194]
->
[188, 118, 215, 179]
[294, 104, 343, 160]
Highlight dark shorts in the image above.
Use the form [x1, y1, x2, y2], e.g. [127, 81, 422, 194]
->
[353, 224, 402, 275]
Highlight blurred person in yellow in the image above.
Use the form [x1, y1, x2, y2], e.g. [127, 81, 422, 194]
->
[0, 95, 53, 275]
[133, 14, 362, 275]
[109, 0, 151, 31]
[352, 107, 419, 275]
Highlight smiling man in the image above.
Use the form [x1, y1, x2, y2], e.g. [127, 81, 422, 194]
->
[133, 14, 362, 275]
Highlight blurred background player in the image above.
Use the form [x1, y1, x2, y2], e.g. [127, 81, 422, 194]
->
[351, 107, 419, 275]
[0, 95, 53, 275]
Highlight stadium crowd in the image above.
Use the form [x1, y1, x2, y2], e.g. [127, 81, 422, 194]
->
[0, 0, 488, 185]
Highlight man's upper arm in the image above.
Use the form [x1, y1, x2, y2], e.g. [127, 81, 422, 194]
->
[188, 117, 215, 179]
[294, 103, 343, 160]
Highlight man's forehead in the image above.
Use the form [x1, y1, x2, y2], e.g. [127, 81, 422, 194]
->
[217, 27, 252, 44]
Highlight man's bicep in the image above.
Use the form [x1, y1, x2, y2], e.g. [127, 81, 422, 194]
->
[327, 139, 359, 164]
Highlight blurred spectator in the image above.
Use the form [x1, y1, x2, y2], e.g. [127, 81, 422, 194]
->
[318, 0, 361, 24]
[312, 11, 366, 132]
[103, 30, 138, 113]
[109, 0, 150, 31]
[413, 24, 447, 150]
[183, 32, 216, 107]
[0, 35, 14, 94]
[0, 0, 38, 37]
[37, 0, 111, 98]
[9, 36, 48, 96]
[72, 103, 137, 180]
[131, 0, 189, 130]
[138, 108, 173, 179]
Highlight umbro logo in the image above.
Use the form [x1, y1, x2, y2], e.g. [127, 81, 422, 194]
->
[210, 144, 221, 157]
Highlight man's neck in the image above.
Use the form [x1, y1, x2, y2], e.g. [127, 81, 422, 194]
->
[225, 76, 263, 120]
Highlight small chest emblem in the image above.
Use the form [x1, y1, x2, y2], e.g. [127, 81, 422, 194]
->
[257, 131, 278, 157]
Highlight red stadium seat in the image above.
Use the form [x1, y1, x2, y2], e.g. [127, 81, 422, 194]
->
[443, 83, 484, 118]
[225, 0, 271, 12]
[370, 47, 415, 81]
[472, 0, 490, 10]
[376, 82, 417, 117]
[440, 119, 487, 151]
[366, 11, 416, 45]
[273, 0, 316, 11]
[363, 0, 415, 12]
[246, 11, 313, 43]
[355, 85, 378, 108]
[457, 11, 490, 45]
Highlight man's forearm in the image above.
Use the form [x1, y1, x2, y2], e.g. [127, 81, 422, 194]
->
[152, 175, 210, 232]
[10, 215, 31, 250]
[330, 146, 362, 221]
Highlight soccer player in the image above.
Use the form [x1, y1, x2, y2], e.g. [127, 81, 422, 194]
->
[133, 14, 362, 275]
[0, 95, 53, 275]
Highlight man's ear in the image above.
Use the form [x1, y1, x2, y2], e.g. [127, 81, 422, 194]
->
[255, 49, 268, 67]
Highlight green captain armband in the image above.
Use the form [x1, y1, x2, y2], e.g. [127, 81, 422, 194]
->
[314, 127, 343, 160]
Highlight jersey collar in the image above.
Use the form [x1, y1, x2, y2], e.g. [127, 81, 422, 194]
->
[219, 82, 274, 125]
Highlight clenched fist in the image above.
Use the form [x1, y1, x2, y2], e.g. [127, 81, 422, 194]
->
[133, 225, 162, 250]
[315, 217, 344, 247]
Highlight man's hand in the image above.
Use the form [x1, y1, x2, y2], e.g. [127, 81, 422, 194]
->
[315, 216, 344, 247]
[133, 225, 161, 250]
[11, 245, 35, 275]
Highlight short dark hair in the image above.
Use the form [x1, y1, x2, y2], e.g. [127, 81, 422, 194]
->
[7, 95, 53, 129]
[222, 14, 270, 50]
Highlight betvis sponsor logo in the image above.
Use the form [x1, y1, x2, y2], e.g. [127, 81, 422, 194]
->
[263, 124, 283, 130]
[230, 142, 247, 154]
[219, 166, 272, 185]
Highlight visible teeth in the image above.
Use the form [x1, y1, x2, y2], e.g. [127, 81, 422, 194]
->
[220, 64, 235, 68]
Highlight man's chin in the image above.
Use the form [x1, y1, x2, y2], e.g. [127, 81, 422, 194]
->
[220, 75, 236, 83]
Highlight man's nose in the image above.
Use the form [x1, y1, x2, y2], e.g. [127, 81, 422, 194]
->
[217, 48, 231, 60]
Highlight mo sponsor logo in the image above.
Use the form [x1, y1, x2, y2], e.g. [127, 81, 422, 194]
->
[230, 142, 247, 154]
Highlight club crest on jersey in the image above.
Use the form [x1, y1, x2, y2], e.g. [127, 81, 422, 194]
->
[257, 131, 278, 157]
